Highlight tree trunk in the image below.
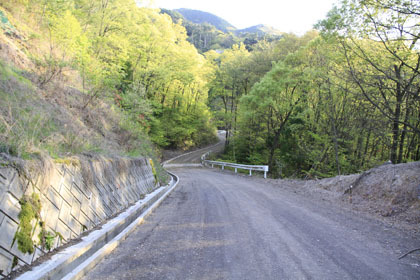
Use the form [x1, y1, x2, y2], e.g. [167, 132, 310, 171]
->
[222, 95, 229, 148]
[361, 129, 371, 167]
[268, 128, 282, 175]
[331, 121, 341, 175]
[327, 85, 341, 174]
[391, 65, 403, 163]
[397, 106, 409, 163]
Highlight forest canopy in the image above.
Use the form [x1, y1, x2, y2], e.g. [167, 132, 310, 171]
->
[1, 0, 217, 154]
[1, 0, 419, 178]
[209, 0, 420, 178]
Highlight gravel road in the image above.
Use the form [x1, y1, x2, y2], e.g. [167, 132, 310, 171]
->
[164, 131, 225, 165]
[82, 166, 420, 279]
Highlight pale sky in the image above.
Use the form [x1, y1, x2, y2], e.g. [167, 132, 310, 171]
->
[147, 0, 338, 34]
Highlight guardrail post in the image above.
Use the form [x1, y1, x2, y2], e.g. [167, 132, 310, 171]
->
[203, 159, 268, 179]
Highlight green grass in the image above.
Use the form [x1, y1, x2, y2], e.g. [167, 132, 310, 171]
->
[0, 60, 106, 159]
[0, 60, 32, 86]
[0, 59, 169, 184]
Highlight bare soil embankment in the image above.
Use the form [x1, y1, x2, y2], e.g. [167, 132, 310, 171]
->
[271, 161, 420, 233]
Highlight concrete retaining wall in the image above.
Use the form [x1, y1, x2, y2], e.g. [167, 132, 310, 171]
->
[0, 155, 157, 278]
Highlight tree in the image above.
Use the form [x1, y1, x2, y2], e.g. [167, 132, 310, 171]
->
[208, 43, 250, 152]
[317, 0, 420, 163]
[240, 55, 309, 176]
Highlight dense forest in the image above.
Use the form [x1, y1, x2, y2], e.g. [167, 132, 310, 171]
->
[0, 0, 216, 160]
[212, 0, 420, 177]
[160, 8, 282, 53]
[0, 0, 419, 178]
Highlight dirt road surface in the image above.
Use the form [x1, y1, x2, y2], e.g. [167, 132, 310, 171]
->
[85, 173, 420, 279]
[82, 140, 420, 280]
[164, 131, 225, 165]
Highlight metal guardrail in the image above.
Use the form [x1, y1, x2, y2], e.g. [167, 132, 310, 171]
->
[201, 152, 269, 179]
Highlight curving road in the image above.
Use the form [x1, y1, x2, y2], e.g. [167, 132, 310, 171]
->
[82, 137, 420, 280]
[164, 131, 225, 165]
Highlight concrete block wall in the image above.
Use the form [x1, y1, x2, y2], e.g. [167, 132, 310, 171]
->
[0, 156, 157, 277]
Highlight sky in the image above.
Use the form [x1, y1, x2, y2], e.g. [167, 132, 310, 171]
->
[148, 0, 338, 35]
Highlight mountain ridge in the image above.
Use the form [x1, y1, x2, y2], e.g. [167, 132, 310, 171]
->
[174, 8, 236, 33]
[236, 24, 284, 36]
[173, 8, 282, 36]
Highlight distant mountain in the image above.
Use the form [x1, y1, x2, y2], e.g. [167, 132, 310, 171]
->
[160, 9, 184, 24]
[174, 8, 236, 33]
[236, 24, 283, 36]
[160, 8, 283, 52]
[172, 9, 283, 37]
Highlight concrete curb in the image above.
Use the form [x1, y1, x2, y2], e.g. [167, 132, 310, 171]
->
[16, 172, 180, 280]
[164, 163, 202, 168]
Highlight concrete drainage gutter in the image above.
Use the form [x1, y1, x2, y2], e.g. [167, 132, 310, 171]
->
[16, 171, 180, 280]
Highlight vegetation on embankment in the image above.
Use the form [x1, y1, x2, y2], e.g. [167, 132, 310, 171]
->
[0, 0, 218, 182]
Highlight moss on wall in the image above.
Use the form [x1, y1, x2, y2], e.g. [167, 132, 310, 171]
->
[15, 193, 41, 254]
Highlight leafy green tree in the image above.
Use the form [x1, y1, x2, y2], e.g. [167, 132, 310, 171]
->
[208, 44, 250, 151]
[240, 54, 310, 176]
[317, 0, 420, 163]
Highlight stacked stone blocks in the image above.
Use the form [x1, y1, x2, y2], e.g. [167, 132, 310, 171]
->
[0, 156, 156, 278]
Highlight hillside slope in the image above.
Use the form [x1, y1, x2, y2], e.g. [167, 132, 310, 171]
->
[161, 8, 283, 53]
[0, 10, 167, 179]
[173, 8, 283, 37]
[174, 8, 236, 33]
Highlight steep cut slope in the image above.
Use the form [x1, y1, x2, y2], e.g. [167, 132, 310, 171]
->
[0, 9, 166, 180]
